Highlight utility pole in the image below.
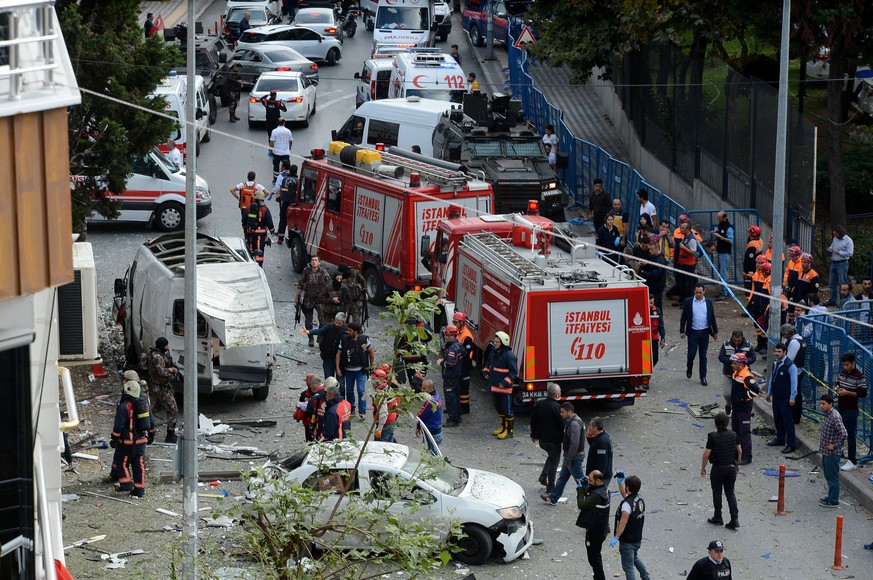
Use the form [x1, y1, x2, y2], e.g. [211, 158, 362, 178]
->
[768, 0, 790, 357]
[182, 0, 199, 577]
[486, 0, 495, 60]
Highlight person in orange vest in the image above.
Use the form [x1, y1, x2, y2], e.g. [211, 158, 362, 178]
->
[783, 245, 804, 301]
[452, 312, 476, 413]
[729, 353, 760, 465]
[485, 331, 519, 439]
[293, 373, 319, 442]
[673, 220, 701, 305]
[320, 384, 352, 441]
[742, 225, 764, 295]
[747, 255, 769, 353]
[371, 369, 399, 442]
[763, 234, 784, 265]
[791, 253, 820, 307]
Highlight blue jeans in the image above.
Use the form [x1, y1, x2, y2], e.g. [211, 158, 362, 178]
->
[686, 330, 711, 380]
[838, 407, 859, 463]
[717, 253, 731, 296]
[342, 369, 367, 414]
[829, 260, 849, 303]
[823, 454, 841, 505]
[619, 541, 650, 580]
[321, 358, 336, 381]
[548, 458, 584, 502]
[375, 424, 396, 443]
[772, 397, 795, 448]
[444, 384, 460, 422]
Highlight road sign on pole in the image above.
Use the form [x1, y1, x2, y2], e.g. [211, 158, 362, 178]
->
[514, 26, 536, 48]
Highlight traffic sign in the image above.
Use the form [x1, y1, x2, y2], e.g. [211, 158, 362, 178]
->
[514, 26, 537, 48]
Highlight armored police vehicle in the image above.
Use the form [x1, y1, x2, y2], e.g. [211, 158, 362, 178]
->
[432, 93, 566, 220]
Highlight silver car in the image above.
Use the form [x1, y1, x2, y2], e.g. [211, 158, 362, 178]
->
[293, 7, 343, 44]
[228, 45, 319, 87]
[236, 25, 343, 66]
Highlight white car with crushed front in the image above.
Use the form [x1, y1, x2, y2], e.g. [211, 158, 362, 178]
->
[250, 441, 534, 565]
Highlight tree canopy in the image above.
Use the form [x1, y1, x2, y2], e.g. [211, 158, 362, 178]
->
[58, 0, 178, 231]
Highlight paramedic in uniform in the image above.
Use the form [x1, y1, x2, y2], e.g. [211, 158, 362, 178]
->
[485, 331, 518, 439]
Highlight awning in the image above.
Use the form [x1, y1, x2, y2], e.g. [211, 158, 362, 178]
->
[192, 263, 280, 348]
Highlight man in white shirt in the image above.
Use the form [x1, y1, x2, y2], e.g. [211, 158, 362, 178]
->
[165, 138, 182, 168]
[825, 225, 853, 306]
[636, 189, 657, 229]
[269, 118, 293, 182]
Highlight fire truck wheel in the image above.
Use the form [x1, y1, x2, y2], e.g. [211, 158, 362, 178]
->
[364, 267, 386, 305]
[290, 237, 307, 273]
[452, 523, 492, 565]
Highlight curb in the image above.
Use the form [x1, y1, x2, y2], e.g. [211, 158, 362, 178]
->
[461, 17, 506, 96]
[753, 397, 873, 513]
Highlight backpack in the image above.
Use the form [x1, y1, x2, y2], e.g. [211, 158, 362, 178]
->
[246, 201, 265, 230]
[239, 182, 258, 209]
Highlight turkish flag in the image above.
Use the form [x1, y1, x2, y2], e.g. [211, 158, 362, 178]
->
[151, 14, 165, 35]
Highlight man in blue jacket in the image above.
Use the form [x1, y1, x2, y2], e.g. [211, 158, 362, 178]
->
[680, 284, 719, 386]
[766, 343, 798, 454]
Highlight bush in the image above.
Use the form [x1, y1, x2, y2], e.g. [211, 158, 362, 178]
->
[816, 139, 873, 215]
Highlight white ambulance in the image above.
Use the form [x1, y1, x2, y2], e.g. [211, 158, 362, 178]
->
[372, 0, 435, 48]
[388, 49, 466, 101]
[149, 72, 212, 160]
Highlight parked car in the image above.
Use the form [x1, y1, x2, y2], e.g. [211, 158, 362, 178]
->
[225, 0, 280, 18]
[169, 35, 232, 117]
[223, 5, 281, 43]
[293, 7, 343, 44]
[227, 45, 319, 87]
[248, 71, 318, 127]
[248, 441, 534, 565]
[433, 0, 452, 42]
[236, 25, 342, 65]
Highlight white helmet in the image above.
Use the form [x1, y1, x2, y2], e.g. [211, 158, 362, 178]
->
[495, 331, 510, 347]
[324, 376, 340, 389]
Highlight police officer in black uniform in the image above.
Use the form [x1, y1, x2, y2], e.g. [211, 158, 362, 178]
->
[700, 412, 741, 530]
[260, 90, 287, 142]
[611, 474, 651, 580]
[687, 540, 733, 579]
[575, 470, 610, 580]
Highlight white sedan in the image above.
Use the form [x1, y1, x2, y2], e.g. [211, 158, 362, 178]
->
[247, 71, 317, 127]
[236, 25, 343, 66]
[249, 441, 534, 565]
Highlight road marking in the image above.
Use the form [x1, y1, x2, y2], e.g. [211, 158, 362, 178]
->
[318, 93, 354, 109]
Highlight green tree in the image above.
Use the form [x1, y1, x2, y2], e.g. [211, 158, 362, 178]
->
[791, 0, 873, 228]
[58, 0, 178, 233]
[229, 288, 464, 579]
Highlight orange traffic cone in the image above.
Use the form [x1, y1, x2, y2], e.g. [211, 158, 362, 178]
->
[91, 363, 108, 379]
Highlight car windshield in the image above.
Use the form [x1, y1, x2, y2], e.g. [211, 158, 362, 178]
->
[296, 11, 332, 24]
[151, 148, 178, 174]
[256, 78, 299, 92]
[228, 9, 267, 25]
[469, 139, 545, 157]
[375, 7, 429, 30]
[401, 446, 465, 495]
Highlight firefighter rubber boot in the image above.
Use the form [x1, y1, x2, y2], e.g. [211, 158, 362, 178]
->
[497, 417, 514, 439]
[491, 415, 506, 437]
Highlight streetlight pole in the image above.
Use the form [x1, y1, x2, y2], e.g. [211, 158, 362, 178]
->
[486, 0, 495, 60]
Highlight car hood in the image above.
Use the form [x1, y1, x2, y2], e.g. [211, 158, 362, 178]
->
[457, 468, 525, 508]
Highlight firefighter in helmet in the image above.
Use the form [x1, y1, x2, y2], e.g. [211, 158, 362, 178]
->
[441, 325, 465, 427]
[371, 368, 400, 442]
[244, 189, 276, 268]
[452, 312, 476, 414]
[484, 331, 519, 439]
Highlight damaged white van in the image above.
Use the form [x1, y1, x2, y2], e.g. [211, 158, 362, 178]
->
[114, 232, 279, 400]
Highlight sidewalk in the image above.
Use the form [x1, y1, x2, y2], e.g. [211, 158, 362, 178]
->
[140, 0, 216, 34]
[462, 14, 873, 515]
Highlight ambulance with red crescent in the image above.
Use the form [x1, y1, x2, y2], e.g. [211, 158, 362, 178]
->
[284, 142, 493, 303]
[388, 49, 467, 102]
[426, 210, 652, 407]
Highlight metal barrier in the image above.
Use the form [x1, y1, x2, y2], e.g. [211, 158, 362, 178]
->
[687, 209, 761, 286]
[800, 311, 872, 464]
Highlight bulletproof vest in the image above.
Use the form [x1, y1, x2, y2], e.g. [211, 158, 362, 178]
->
[616, 493, 646, 543]
[715, 220, 733, 254]
[789, 336, 806, 368]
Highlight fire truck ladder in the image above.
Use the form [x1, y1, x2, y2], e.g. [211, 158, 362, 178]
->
[376, 149, 470, 188]
[463, 232, 545, 284]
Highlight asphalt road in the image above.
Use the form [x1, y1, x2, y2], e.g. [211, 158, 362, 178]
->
[71, 3, 873, 579]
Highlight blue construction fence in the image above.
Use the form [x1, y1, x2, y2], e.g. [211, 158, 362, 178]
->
[507, 27, 761, 286]
[800, 307, 873, 464]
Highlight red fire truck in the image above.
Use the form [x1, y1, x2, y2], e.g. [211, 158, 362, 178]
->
[285, 142, 493, 303]
[427, 212, 652, 407]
